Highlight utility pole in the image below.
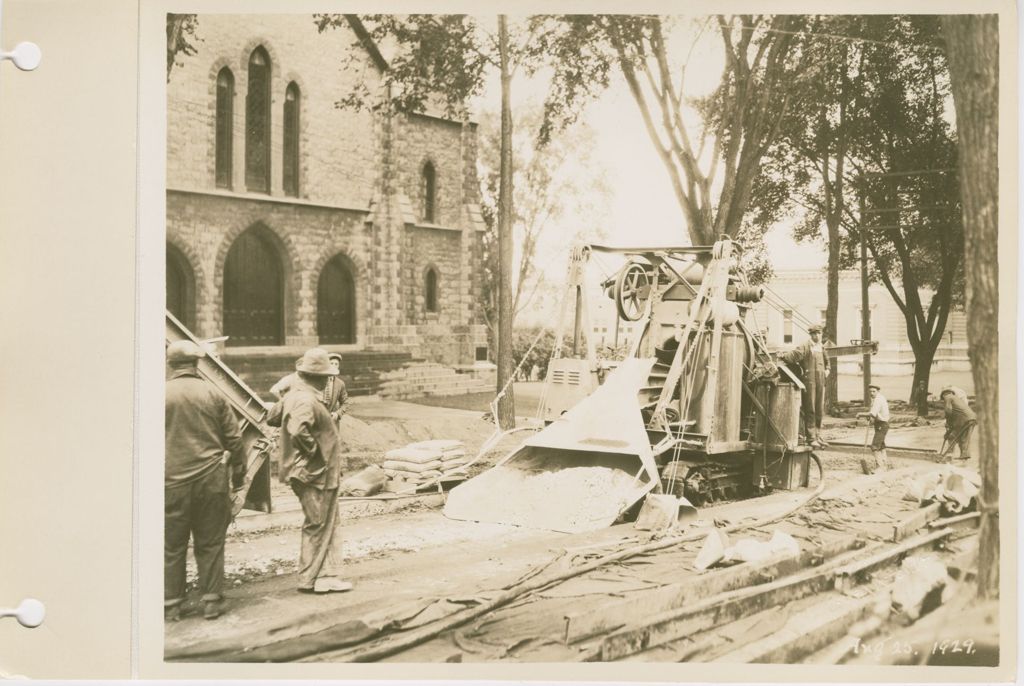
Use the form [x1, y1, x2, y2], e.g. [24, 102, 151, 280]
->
[859, 190, 872, 405]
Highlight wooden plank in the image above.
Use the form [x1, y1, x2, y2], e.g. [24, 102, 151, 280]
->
[891, 503, 942, 542]
[833, 528, 952, 592]
[599, 530, 950, 661]
[709, 593, 876, 664]
[600, 558, 841, 660]
[928, 511, 980, 531]
[564, 534, 861, 645]
[565, 550, 799, 645]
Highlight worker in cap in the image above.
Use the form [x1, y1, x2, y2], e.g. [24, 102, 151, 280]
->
[268, 352, 348, 423]
[278, 348, 353, 594]
[780, 322, 830, 449]
[324, 353, 349, 426]
[165, 340, 244, 621]
[857, 383, 891, 473]
[940, 386, 977, 462]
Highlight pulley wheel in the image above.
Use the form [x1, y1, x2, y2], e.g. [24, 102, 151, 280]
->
[614, 261, 651, 321]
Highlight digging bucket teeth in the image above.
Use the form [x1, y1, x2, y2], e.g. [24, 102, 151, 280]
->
[443, 358, 662, 533]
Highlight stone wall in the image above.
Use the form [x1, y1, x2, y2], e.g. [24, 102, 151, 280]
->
[167, 191, 371, 346]
[166, 14, 379, 209]
[166, 15, 489, 366]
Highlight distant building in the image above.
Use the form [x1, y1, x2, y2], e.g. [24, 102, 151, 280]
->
[165, 15, 488, 367]
[750, 269, 969, 375]
[585, 267, 969, 376]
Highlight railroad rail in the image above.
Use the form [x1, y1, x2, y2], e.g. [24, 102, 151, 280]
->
[166, 460, 982, 665]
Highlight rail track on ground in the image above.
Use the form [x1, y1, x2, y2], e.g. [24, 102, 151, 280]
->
[166, 456, 982, 665]
[321, 462, 979, 664]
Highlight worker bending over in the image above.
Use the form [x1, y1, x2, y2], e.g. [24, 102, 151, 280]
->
[941, 386, 977, 461]
[857, 383, 891, 474]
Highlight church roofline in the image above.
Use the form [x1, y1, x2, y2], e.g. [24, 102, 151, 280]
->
[343, 14, 477, 127]
[344, 14, 389, 73]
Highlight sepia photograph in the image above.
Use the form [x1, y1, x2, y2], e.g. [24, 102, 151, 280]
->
[160, 11, 1002, 668]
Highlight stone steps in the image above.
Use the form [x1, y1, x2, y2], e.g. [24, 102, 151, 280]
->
[379, 363, 493, 399]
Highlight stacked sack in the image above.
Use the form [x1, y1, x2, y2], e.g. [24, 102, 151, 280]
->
[382, 439, 467, 489]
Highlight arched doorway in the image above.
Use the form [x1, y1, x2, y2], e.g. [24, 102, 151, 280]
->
[318, 254, 356, 344]
[223, 226, 284, 346]
[166, 243, 195, 330]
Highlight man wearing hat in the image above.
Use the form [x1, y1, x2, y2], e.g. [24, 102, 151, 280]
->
[279, 348, 352, 593]
[270, 353, 347, 414]
[857, 383, 892, 473]
[941, 386, 977, 461]
[165, 340, 245, 620]
[780, 323, 830, 448]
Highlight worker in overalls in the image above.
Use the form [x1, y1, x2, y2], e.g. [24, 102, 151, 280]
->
[780, 323, 829, 449]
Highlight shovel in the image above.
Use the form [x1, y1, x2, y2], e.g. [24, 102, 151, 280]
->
[634, 493, 698, 531]
[859, 420, 874, 475]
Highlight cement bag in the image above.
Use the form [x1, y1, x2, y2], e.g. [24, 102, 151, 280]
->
[441, 457, 467, 470]
[383, 468, 443, 483]
[339, 464, 388, 497]
[408, 439, 464, 451]
[385, 447, 444, 464]
[382, 459, 443, 473]
[905, 472, 944, 504]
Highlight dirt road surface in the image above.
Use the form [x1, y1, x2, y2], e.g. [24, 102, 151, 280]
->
[165, 413, 983, 664]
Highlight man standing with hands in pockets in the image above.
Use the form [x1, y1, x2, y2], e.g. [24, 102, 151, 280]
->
[279, 348, 353, 594]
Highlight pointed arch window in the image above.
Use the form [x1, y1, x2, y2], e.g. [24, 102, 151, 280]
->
[245, 47, 271, 193]
[283, 82, 300, 197]
[424, 267, 439, 313]
[215, 68, 234, 188]
[422, 161, 436, 223]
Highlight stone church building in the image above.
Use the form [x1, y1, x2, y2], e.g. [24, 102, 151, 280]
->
[166, 14, 489, 385]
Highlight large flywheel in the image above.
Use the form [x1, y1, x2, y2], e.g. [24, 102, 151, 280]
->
[614, 261, 652, 321]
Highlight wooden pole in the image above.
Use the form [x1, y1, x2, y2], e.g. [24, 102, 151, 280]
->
[495, 15, 516, 429]
[859, 190, 871, 405]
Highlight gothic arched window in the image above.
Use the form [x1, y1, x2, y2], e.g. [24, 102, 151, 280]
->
[215, 68, 234, 188]
[283, 82, 300, 196]
[422, 161, 436, 223]
[425, 267, 439, 313]
[245, 47, 271, 192]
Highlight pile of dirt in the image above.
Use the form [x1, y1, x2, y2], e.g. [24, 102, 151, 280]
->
[443, 465, 641, 533]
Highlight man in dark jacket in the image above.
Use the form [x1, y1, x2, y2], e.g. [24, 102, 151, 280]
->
[165, 340, 244, 620]
[280, 348, 352, 594]
[780, 323, 830, 448]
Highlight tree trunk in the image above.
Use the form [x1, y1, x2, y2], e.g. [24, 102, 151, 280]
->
[908, 344, 936, 417]
[825, 217, 840, 411]
[495, 17, 516, 430]
[943, 15, 999, 600]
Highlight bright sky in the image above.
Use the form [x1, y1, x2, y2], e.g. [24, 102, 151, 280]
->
[473, 16, 828, 273]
